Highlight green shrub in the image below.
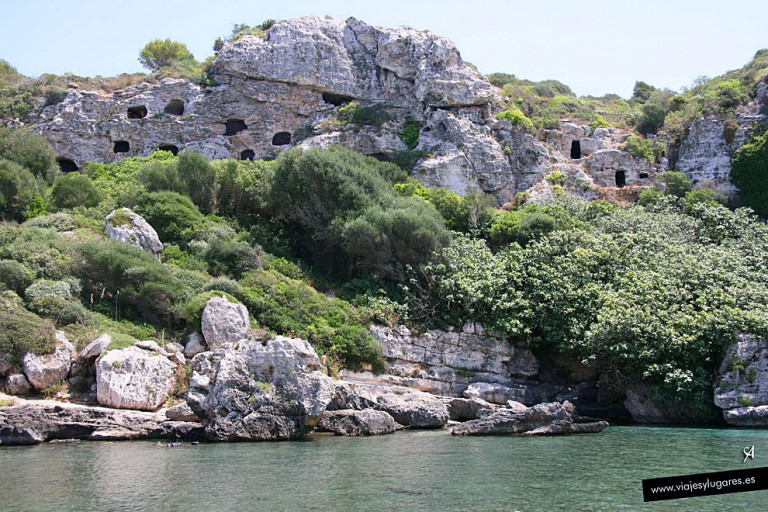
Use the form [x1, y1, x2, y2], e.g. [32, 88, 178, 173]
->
[24, 280, 72, 302]
[657, 171, 693, 198]
[638, 186, 664, 206]
[488, 210, 524, 247]
[135, 159, 184, 195]
[0, 291, 56, 366]
[177, 151, 216, 214]
[0, 159, 38, 221]
[732, 130, 768, 217]
[137, 191, 204, 244]
[27, 296, 90, 326]
[24, 212, 78, 232]
[51, 173, 101, 210]
[622, 134, 665, 163]
[204, 239, 262, 279]
[264, 257, 306, 281]
[517, 212, 557, 246]
[238, 269, 384, 371]
[399, 117, 420, 149]
[0, 128, 57, 184]
[496, 107, 534, 131]
[0, 260, 35, 294]
[138, 39, 195, 71]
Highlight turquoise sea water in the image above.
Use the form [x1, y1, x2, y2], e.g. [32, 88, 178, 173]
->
[1, 426, 767, 511]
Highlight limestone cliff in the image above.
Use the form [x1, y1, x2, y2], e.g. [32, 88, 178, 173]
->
[24, 16, 667, 204]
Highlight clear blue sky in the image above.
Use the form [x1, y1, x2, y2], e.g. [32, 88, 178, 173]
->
[2, 0, 767, 98]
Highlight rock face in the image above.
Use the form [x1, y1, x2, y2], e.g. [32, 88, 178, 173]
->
[462, 381, 560, 406]
[329, 382, 449, 428]
[184, 332, 207, 358]
[450, 402, 608, 436]
[21, 331, 74, 391]
[346, 325, 540, 397]
[715, 334, 768, 426]
[187, 336, 336, 441]
[0, 398, 203, 444]
[317, 409, 403, 436]
[5, 374, 31, 395]
[105, 208, 164, 260]
[96, 346, 177, 411]
[200, 296, 250, 351]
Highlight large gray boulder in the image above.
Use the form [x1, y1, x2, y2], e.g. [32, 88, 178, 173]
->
[187, 337, 336, 441]
[450, 402, 608, 436]
[21, 331, 74, 391]
[105, 208, 164, 260]
[715, 334, 768, 426]
[183, 332, 206, 359]
[0, 425, 44, 445]
[463, 381, 560, 406]
[317, 409, 403, 436]
[96, 346, 177, 411]
[200, 296, 250, 351]
[330, 382, 449, 428]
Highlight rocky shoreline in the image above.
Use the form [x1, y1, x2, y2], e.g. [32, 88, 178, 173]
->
[3, 294, 766, 446]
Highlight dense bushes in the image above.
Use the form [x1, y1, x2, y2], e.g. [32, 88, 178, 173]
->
[732, 130, 768, 217]
[0, 291, 56, 366]
[407, 197, 768, 410]
[0, 159, 38, 221]
[137, 191, 204, 244]
[51, 173, 101, 210]
[0, 128, 57, 184]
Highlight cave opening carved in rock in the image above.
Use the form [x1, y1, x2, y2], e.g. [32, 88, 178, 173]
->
[615, 170, 626, 187]
[322, 92, 354, 106]
[272, 132, 292, 146]
[570, 140, 581, 159]
[158, 144, 179, 156]
[240, 149, 255, 161]
[164, 99, 185, 116]
[57, 157, 79, 173]
[127, 105, 148, 119]
[639, 172, 649, 179]
[113, 141, 130, 153]
[224, 119, 248, 136]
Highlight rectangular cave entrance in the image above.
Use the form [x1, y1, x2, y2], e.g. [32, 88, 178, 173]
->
[570, 140, 581, 159]
[127, 105, 147, 119]
[224, 119, 247, 136]
[615, 170, 626, 187]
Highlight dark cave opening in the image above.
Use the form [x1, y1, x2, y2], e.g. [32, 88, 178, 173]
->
[113, 141, 130, 153]
[615, 170, 626, 187]
[240, 149, 255, 161]
[164, 99, 185, 116]
[272, 132, 292, 146]
[570, 140, 581, 159]
[127, 105, 148, 119]
[224, 119, 248, 136]
[57, 157, 79, 173]
[158, 144, 179, 156]
[322, 92, 354, 106]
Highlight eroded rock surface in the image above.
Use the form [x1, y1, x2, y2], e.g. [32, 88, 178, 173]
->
[105, 208, 164, 260]
[200, 296, 250, 351]
[317, 409, 403, 436]
[450, 402, 608, 436]
[715, 334, 768, 426]
[96, 346, 177, 411]
[22, 331, 74, 391]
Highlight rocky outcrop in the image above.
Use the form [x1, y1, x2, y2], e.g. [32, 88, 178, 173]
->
[105, 208, 164, 260]
[463, 381, 561, 406]
[440, 396, 498, 421]
[317, 409, 403, 436]
[165, 402, 200, 423]
[715, 334, 768, 426]
[585, 149, 656, 187]
[21, 331, 74, 391]
[0, 398, 203, 444]
[187, 336, 336, 441]
[183, 332, 206, 358]
[345, 325, 540, 397]
[329, 382, 449, 428]
[623, 383, 708, 424]
[5, 374, 31, 395]
[450, 402, 608, 436]
[96, 346, 177, 411]
[200, 296, 250, 351]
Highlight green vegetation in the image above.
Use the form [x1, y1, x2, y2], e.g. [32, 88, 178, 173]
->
[0, 291, 56, 366]
[51, 173, 101, 210]
[139, 39, 196, 72]
[732, 130, 768, 217]
[399, 117, 420, 149]
[622, 134, 666, 163]
[407, 196, 768, 412]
